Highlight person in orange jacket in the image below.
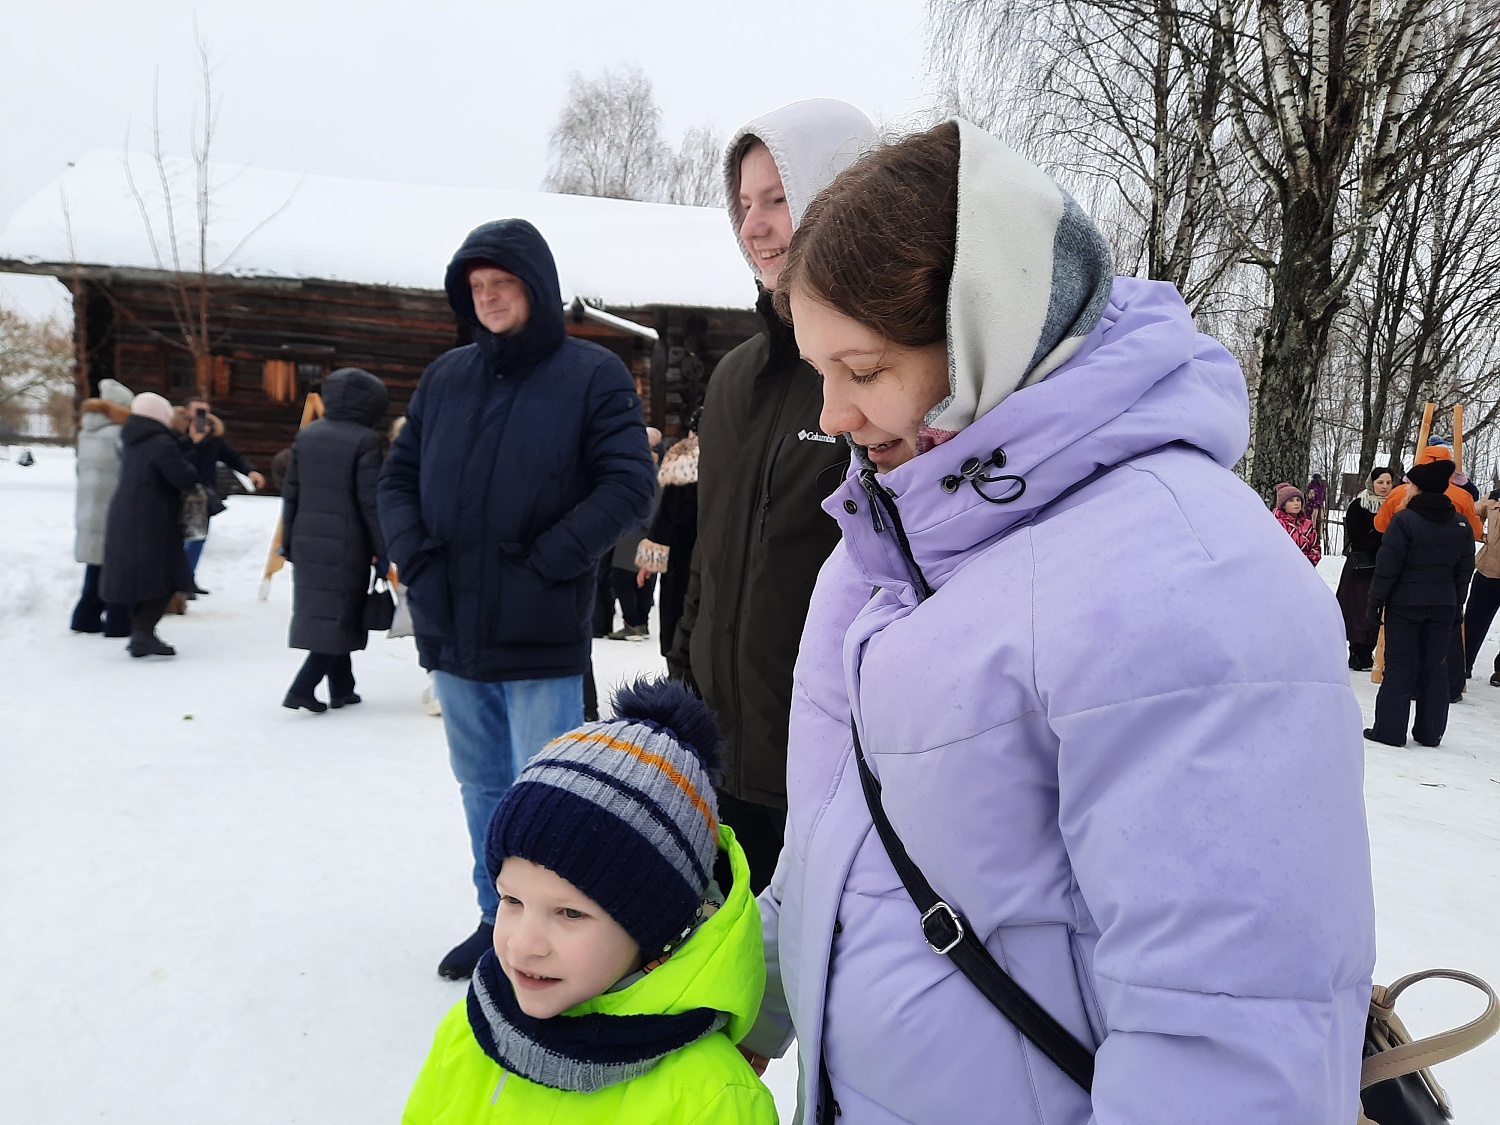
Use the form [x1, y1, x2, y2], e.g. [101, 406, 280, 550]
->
[1375, 445, 1483, 539]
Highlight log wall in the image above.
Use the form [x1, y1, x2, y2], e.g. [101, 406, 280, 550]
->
[74, 274, 761, 488]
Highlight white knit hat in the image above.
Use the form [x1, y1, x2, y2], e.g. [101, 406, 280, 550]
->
[129, 392, 175, 427]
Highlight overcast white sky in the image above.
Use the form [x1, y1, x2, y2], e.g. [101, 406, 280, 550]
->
[1, 0, 937, 320]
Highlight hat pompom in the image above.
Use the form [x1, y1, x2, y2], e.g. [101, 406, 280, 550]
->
[610, 677, 722, 773]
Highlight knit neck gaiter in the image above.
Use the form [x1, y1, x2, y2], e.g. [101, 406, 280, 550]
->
[466, 949, 727, 1093]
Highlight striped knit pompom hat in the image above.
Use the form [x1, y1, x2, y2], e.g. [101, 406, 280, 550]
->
[484, 678, 723, 957]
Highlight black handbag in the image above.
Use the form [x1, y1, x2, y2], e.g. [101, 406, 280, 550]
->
[1358, 969, 1498, 1123]
[363, 572, 395, 631]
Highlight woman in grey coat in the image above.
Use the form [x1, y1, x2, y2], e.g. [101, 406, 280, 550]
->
[280, 368, 389, 712]
[70, 379, 134, 636]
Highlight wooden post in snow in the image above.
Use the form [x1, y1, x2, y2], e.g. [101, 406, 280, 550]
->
[1453, 405, 1465, 476]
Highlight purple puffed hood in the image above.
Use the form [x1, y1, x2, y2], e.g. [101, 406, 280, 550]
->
[834, 275, 1250, 594]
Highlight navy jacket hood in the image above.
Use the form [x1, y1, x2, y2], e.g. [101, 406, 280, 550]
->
[322, 367, 389, 427]
[121, 414, 173, 446]
[444, 219, 566, 375]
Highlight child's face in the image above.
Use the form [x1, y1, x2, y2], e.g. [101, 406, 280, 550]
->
[1284, 496, 1303, 515]
[493, 857, 643, 1019]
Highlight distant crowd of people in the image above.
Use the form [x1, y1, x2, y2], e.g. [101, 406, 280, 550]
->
[66, 97, 1500, 1123]
[69, 385, 263, 655]
[1270, 452, 1498, 749]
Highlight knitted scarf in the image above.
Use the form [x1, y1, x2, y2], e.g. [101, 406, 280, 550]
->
[466, 949, 727, 1093]
[1354, 488, 1384, 515]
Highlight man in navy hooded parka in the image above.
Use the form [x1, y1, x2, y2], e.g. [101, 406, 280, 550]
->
[378, 219, 655, 979]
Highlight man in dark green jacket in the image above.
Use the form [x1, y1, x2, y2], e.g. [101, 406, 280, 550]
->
[668, 100, 877, 891]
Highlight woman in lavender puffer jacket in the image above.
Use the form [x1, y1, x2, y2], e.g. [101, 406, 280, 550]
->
[737, 120, 1376, 1124]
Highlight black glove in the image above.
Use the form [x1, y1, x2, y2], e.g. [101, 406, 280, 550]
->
[1368, 604, 1385, 631]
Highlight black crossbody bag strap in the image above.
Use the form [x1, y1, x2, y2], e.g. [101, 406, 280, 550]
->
[851, 719, 1096, 1091]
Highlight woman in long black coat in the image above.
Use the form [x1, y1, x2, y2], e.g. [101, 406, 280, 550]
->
[280, 368, 389, 712]
[1336, 465, 1394, 670]
[100, 393, 200, 658]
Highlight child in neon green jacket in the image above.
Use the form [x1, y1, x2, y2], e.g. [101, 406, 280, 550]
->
[403, 679, 777, 1124]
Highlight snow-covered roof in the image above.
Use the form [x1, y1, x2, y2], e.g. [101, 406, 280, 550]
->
[0, 151, 754, 310]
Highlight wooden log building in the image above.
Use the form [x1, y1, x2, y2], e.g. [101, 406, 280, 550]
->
[41, 268, 757, 479]
[0, 152, 762, 489]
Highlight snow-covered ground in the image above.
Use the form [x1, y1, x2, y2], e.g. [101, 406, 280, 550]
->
[2, 446, 1497, 1121]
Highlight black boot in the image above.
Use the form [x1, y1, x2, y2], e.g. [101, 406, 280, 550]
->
[329, 692, 362, 708]
[127, 633, 176, 658]
[282, 692, 328, 713]
[438, 921, 495, 981]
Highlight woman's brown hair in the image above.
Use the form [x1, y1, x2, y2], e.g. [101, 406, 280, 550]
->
[773, 121, 959, 348]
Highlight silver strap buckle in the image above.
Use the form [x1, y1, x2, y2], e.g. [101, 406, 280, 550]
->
[920, 901, 964, 955]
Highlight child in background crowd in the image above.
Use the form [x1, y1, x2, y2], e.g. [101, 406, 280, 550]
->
[1274, 482, 1322, 565]
[403, 678, 776, 1124]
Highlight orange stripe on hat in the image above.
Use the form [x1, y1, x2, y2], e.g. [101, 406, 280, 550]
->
[551, 730, 719, 836]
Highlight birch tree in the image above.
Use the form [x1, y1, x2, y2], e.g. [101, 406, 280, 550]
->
[1333, 135, 1500, 479]
[929, 0, 1500, 496]
[545, 65, 723, 206]
[1203, 0, 1500, 494]
[929, 0, 1254, 317]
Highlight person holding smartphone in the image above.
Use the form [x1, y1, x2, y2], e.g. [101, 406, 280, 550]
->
[176, 395, 266, 593]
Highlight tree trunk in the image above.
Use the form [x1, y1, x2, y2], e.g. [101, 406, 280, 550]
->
[1249, 196, 1339, 498]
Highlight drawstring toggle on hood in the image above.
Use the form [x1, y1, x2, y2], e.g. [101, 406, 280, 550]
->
[940, 446, 1027, 506]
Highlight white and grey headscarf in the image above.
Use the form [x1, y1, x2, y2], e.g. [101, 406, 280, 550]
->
[922, 119, 1114, 449]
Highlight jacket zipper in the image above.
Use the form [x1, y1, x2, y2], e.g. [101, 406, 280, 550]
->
[758, 433, 794, 542]
[858, 472, 887, 532]
[729, 365, 797, 781]
[858, 469, 932, 599]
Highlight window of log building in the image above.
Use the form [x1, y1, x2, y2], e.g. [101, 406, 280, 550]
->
[263, 360, 296, 403]
[263, 358, 329, 404]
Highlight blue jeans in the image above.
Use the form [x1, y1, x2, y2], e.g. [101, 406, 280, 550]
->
[185, 532, 207, 573]
[432, 671, 583, 920]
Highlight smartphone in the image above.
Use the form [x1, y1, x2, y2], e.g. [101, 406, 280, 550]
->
[194, 406, 208, 434]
